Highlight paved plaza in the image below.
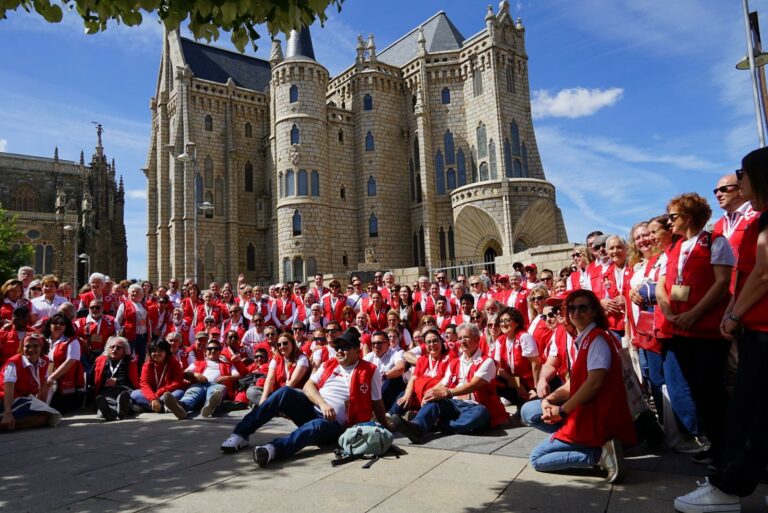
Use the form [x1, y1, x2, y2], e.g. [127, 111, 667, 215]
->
[1, 408, 767, 513]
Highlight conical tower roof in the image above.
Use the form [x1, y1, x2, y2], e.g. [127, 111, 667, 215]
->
[285, 26, 316, 61]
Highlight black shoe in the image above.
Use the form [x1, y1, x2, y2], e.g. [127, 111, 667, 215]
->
[117, 392, 132, 419]
[691, 449, 713, 465]
[222, 400, 249, 412]
[95, 395, 118, 421]
[253, 446, 270, 467]
[390, 414, 424, 444]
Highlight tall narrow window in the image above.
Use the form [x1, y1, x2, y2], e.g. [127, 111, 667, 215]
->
[311, 171, 320, 197]
[476, 123, 487, 158]
[418, 226, 425, 267]
[441, 87, 451, 104]
[363, 94, 373, 111]
[205, 241, 215, 277]
[340, 185, 346, 199]
[504, 139, 513, 178]
[369, 214, 378, 237]
[244, 161, 253, 192]
[522, 143, 529, 177]
[409, 159, 416, 202]
[204, 156, 213, 187]
[489, 139, 497, 180]
[307, 257, 317, 277]
[285, 170, 295, 196]
[292, 210, 302, 236]
[290, 124, 299, 145]
[444, 130, 455, 165]
[479, 162, 489, 181]
[289, 85, 298, 103]
[471, 147, 478, 183]
[204, 115, 213, 131]
[473, 68, 483, 97]
[413, 137, 422, 203]
[439, 227, 446, 261]
[34, 245, 43, 274]
[365, 131, 374, 151]
[204, 191, 213, 218]
[435, 150, 445, 195]
[196, 174, 203, 203]
[278, 172, 283, 198]
[297, 170, 308, 196]
[214, 177, 224, 216]
[342, 253, 348, 267]
[446, 168, 456, 190]
[247, 243, 256, 271]
[457, 149, 467, 186]
[283, 258, 291, 281]
[367, 176, 377, 196]
[413, 234, 419, 266]
[506, 61, 515, 93]
[510, 121, 521, 156]
[338, 129, 344, 143]
[293, 257, 304, 282]
[245, 122, 252, 138]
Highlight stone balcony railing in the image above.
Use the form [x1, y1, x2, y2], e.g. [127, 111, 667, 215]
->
[449, 177, 555, 208]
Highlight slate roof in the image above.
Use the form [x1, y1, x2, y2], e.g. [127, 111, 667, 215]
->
[285, 26, 316, 61]
[179, 37, 272, 91]
[378, 11, 466, 67]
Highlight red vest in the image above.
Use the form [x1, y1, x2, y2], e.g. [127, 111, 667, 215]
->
[712, 205, 756, 263]
[664, 232, 730, 338]
[555, 328, 637, 447]
[549, 324, 574, 382]
[272, 354, 309, 389]
[569, 271, 582, 291]
[181, 297, 202, 325]
[587, 261, 605, 295]
[194, 304, 223, 332]
[410, 354, 453, 406]
[93, 354, 140, 395]
[445, 356, 508, 428]
[79, 292, 117, 315]
[222, 345, 252, 375]
[246, 300, 271, 325]
[496, 331, 535, 391]
[0, 354, 49, 399]
[322, 295, 347, 324]
[434, 314, 453, 334]
[139, 356, 185, 401]
[0, 326, 26, 366]
[317, 358, 377, 427]
[530, 317, 553, 357]
[166, 322, 192, 346]
[1, 299, 32, 321]
[602, 263, 632, 332]
[75, 316, 117, 352]
[734, 208, 768, 332]
[51, 337, 85, 393]
[123, 301, 151, 341]
[366, 305, 388, 331]
[503, 289, 530, 328]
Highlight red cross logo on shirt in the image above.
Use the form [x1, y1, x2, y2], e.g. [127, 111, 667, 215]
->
[359, 383, 369, 394]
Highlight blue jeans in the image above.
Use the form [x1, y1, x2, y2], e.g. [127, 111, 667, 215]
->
[388, 391, 408, 416]
[179, 383, 227, 412]
[233, 387, 344, 460]
[411, 399, 490, 435]
[530, 436, 601, 472]
[661, 341, 700, 436]
[520, 399, 561, 434]
[130, 388, 184, 411]
[381, 377, 406, 412]
[640, 349, 664, 417]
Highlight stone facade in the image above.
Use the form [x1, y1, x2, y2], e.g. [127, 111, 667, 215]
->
[145, 2, 567, 285]
[0, 140, 127, 286]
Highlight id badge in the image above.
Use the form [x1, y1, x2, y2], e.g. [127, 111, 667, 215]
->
[670, 285, 691, 302]
[90, 334, 102, 344]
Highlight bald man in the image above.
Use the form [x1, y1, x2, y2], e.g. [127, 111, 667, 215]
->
[711, 173, 755, 259]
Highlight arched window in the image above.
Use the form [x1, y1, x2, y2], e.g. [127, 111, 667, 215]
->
[418, 226, 425, 266]
[413, 233, 419, 266]
[435, 150, 445, 195]
[285, 170, 295, 196]
[439, 227, 446, 261]
[342, 253, 348, 267]
[204, 115, 213, 131]
[214, 177, 224, 216]
[367, 176, 377, 196]
[365, 131, 374, 151]
[204, 191, 213, 218]
[340, 185, 346, 199]
[441, 87, 450, 104]
[34, 245, 43, 274]
[457, 149, 467, 186]
[363, 94, 373, 110]
[522, 142, 529, 177]
[413, 137, 422, 203]
[369, 213, 378, 237]
[244, 161, 253, 192]
[479, 162, 489, 181]
[283, 258, 291, 281]
[245, 122, 252, 138]
[289, 85, 298, 103]
[446, 168, 456, 190]
[290, 124, 299, 145]
[293, 257, 304, 282]
[311, 171, 320, 197]
[489, 139, 497, 180]
[13, 186, 36, 211]
[292, 210, 302, 236]
[297, 169, 308, 196]
[204, 156, 213, 187]
[476, 123, 487, 158]
[503, 139, 513, 178]
[473, 68, 483, 96]
[510, 121, 521, 156]
[278, 172, 283, 198]
[247, 243, 256, 271]
[514, 160, 522, 178]
[444, 130, 455, 165]
[471, 147, 478, 183]
[307, 257, 317, 277]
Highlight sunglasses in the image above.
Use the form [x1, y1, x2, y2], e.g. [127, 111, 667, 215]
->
[277, 341, 291, 347]
[265, 332, 277, 337]
[293, 327, 305, 331]
[51, 321, 67, 326]
[530, 296, 545, 301]
[327, 329, 339, 334]
[371, 341, 385, 346]
[471, 316, 482, 321]
[713, 184, 738, 195]
[254, 354, 267, 360]
[313, 337, 325, 342]
[89, 306, 102, 310]
[571, 252, 582, 258]
[567, 304, 591, 314]
[334, 345, 353, 352]
[541, 310, 559, 320]
[206, 346, 221, 352]
[30, 287, 42, 291]
[668, 213, 681, 222]
[228, 335, 239, 340]
[205, 320, 215, 324]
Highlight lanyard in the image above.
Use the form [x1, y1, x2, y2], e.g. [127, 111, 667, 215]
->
[614, 266, 626, 292]
[27, 359, 42, 390]
[427, 355, 439, 376]
[154, 363, 167, 387]
[676, 236, 698, 285]
[722, 212, 741, 240]
[108, 358, 123, 378]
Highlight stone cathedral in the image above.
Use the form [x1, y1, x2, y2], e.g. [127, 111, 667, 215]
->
[144, 2, 568, 285]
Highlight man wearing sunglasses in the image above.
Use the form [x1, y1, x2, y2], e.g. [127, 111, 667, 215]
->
[711, 172, 755, 261]
[75, 299, 118, 365]
[220, 328, 387, 468]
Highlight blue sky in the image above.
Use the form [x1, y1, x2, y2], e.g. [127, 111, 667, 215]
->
[0, 0, 763, 278]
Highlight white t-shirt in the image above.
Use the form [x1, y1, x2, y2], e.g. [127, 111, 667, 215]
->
[363, 347, 404, 377]
[186, 359, 240, 382]
[494, 332, 538, 373]
[441, 348, 495, 403]
[312, 346, 337, 366]
[574, 323, 611, 371]
[49, 337, 80, 362]
[310, 360, 383, 426]
[268, 354, 309, 380]
[241, 328, 266, 347]
[3, 355, 48, 384]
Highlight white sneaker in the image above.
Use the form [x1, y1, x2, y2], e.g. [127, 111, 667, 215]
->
[599, 438, 626, 484]
[673, 478, 740, 513]
[220, 433, 249, 453]
[201, 389, 224, 418]
[500, 397, 513, 407]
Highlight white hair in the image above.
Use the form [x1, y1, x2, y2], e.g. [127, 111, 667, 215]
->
[89, 272, 106, 283]
[127, 283, 144, 295]
[383, 272, 394, 279]
[103, 336, 132, 356]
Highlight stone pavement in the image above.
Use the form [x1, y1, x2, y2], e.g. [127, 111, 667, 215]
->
[1, 409, 766, 513]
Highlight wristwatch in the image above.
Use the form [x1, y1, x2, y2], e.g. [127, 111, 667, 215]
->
[727, 312, 741, 322]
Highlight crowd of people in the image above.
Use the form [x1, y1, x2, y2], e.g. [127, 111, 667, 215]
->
[2, 148, 768, 513]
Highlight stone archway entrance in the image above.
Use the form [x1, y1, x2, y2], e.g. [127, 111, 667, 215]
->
[453, 205, 505, 268]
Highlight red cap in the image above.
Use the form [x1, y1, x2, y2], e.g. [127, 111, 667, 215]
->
[498, 274, 510, 282]
[545, 292, 569, 306]
[525, 263, 538, 271]
[209, 328, 221, 337]
[253, 341, 272, 354]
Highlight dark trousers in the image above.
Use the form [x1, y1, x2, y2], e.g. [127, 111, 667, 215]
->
[381, 377, 406, 412]
[710, 329, 768, 496]
[668, 335, 730, 464]
[233, 387, 343, 460]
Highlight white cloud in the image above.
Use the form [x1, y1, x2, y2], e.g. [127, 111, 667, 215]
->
[0, 138, 7, 152]
[531, 87, 623, 119]
[126, 189, 147, 200]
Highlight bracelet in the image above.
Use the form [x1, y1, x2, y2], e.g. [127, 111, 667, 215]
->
[727, 312, 741, 322]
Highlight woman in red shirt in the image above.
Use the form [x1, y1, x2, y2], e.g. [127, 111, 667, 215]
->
[130, 339, 185, 414]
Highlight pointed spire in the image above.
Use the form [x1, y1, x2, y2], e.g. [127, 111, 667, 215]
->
[79, 150, 85, 165]
[54, 147, 59, 162]
[485, 5, 495, 21]
[417, 26, 427, 56]
[367, 33, 377, 64]
[118, 175, 124, 192]
[285, 25, 316, 60]
[515, 17, 524, 30]
[111, 158, 115, 173]
[356, 34, 365, 65]
[269, 38, 283, 65]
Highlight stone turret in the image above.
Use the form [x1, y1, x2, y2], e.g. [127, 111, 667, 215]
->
[269, 38, 283, 66]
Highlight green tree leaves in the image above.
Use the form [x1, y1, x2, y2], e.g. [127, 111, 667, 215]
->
[0, 204, 33, 282]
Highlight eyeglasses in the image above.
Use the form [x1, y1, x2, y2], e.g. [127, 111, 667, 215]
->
[425, 338, 442, 345]
[30, 287, 42, 291]
[499, 318, 512, 325]
[51, 320, 66, 326]
[470, 282, 481, 287]
[89, 306, 102, 310]
[264, 332, 277, 337]
[334, 345, 353, 352]
[293, 327, 305, 331]
[571, 252, 582, 258]
[530, 296, 545, 302]
[228, 335, 239, 340]
[668, 213, 681, 222]
[541, 277, 553, 282]
[471, 316, 482, 321]
[327, 329, 339, 334]
[330, 285, 340, 289]
[736, 169, 744, 181]
[371, 341, 385, 346]
[542, 311, 559, 319]
[313, 337, 325, 342]
[567, 304, 591, 314]
[713, 184, 739, 195]
[277, 341, 291, 347]
[206, 346, 221, 352]
[205, 320, 215, 324]
[254, 354, 267, 360]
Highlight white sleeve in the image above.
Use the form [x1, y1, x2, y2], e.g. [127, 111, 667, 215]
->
[440, 365, 453, 386]
[363, 353, 375, 363]
[546, 333, 558, 357]
[296, 354, 309, 369]
[115, 303, 125, 326]
[312, 349, 323, 366]
[392, 350, 404, 364]
[3, 362, 17, 383]
[310, 362, 324, 384]
[370, 367, 382, 401]
[66, 340, 81, 360]
[519, 332, 539, 357]
[409, 345, 423, 357]
[268, 359, 277, 370]
[472, 358, 496, 383]
[711, 236, 735, 266]
[586, 336, 612, 371]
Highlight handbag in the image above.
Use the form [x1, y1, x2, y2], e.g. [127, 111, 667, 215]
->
[633, 310, 657, 351]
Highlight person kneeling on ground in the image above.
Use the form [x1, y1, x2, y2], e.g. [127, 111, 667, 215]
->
[0, 334, 60, 431]
[526, 290, 636, 483]
[93, 336, 140, 421]
[389, 322, 509, 444]
[219, 328, 387, 467]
